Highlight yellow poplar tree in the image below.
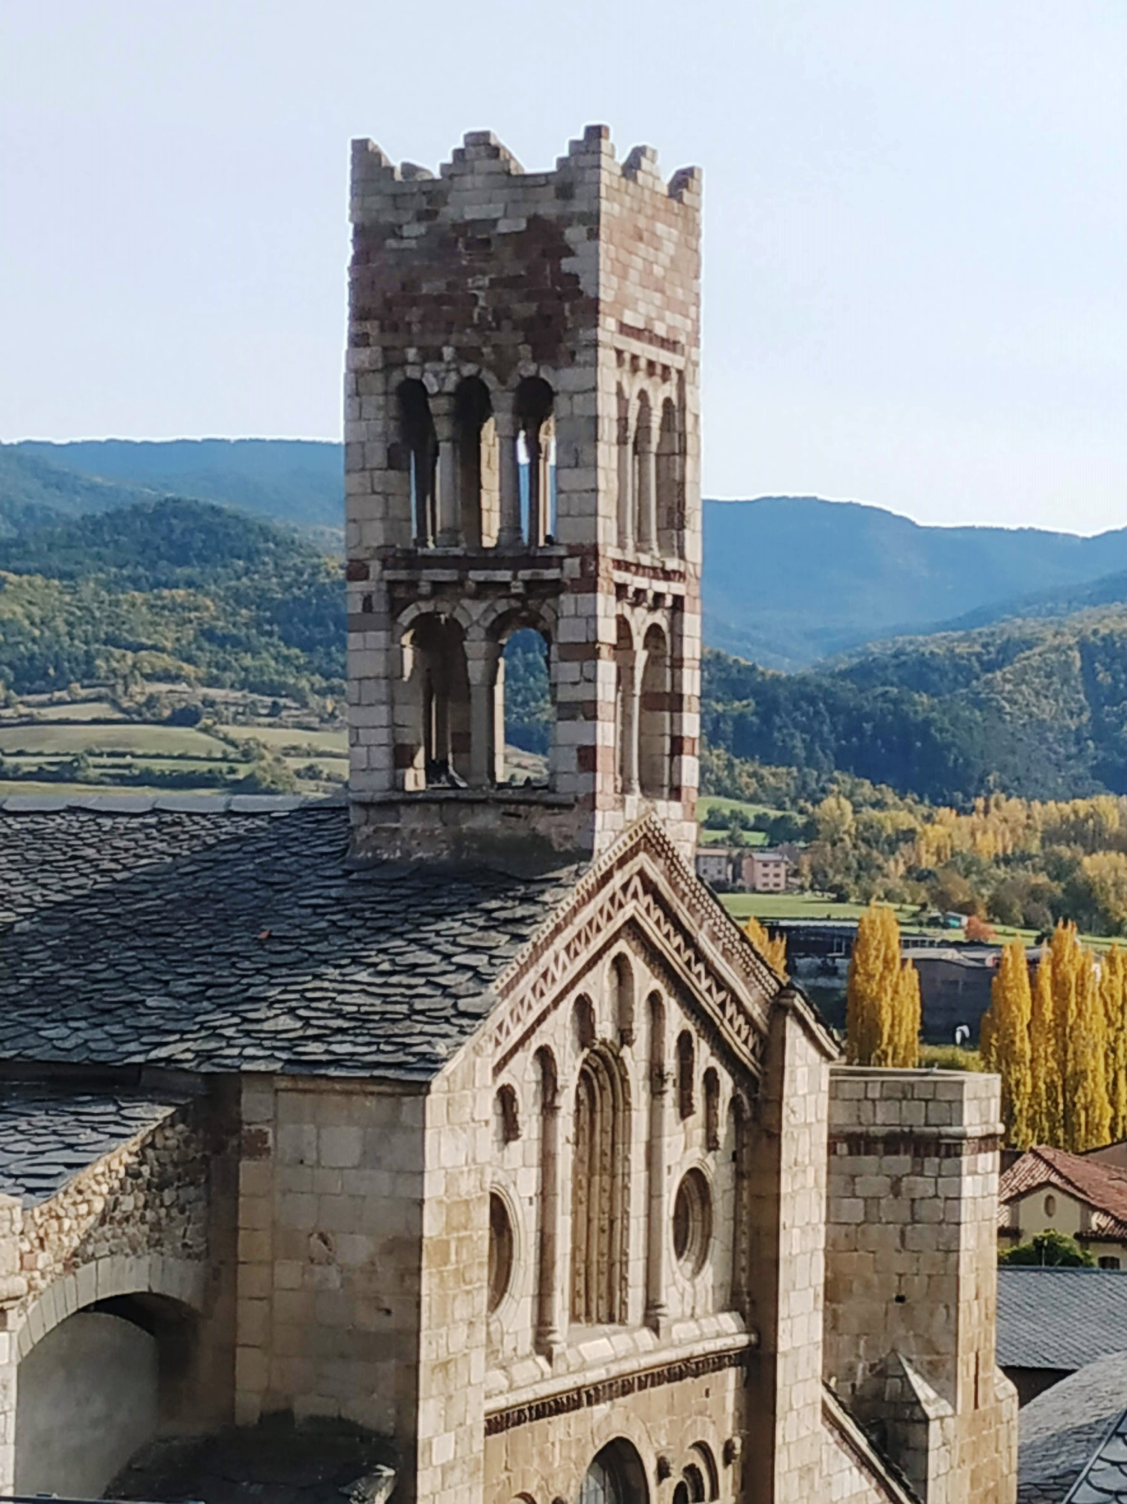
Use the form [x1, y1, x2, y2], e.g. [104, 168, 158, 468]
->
[892, 957, 922, 1069]
[980, 940, 1034, 1148]
[1069, 951, 1111, 1152]
[1102, 945, 1127, 1141]
[1029, 949, 1060, 1146]
[743, 915, 788, 978]
[846, 903, 918, 1067]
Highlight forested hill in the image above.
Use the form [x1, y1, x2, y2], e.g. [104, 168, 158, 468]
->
[11, 441, 1127, 669]
[0, 498, 345, 698]
[9, 439, 343, 530]
[703, 608, 1127, 804]
[702, 497, 1127, 667]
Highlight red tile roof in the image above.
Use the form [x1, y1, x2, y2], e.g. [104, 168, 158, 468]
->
[1000, 1146, 1127, 1238]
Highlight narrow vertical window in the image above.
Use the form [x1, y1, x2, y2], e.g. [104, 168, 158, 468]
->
[571, 1048, 630, 1324]
[703, 1067, 720, 1151]
[677, 1030, 695, 1119]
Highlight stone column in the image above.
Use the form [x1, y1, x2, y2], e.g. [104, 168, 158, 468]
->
[526, 423, 543, 548]
[495, 398, 522, 548]
[637, 427, 657, 551]
[535, 1071, 564, 1363]
[621, 650, 642, 795]
[467, 641, 503, 789]
[645, 1057, 669, 1336]
[431, 396, 460, 548]
[618, 412, 634, 549]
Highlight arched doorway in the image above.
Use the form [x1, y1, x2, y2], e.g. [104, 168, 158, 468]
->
[15, 1291, 200, 1497]
[578, 1439, 649, 1504]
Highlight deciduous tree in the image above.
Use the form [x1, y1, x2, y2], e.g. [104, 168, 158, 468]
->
[743, 915, 788, 978]
[846, 903, 919, 1067]
[980, 940, 1033, 1148]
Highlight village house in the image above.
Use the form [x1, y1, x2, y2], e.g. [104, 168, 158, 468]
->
[739, 850, 789, 893]
[0, 126, 1017, 1503]
[694, 846, 736, 887]
[999, 1144, 1127, 1269]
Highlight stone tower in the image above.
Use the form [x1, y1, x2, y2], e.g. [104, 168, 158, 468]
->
[344, 125, 702, 864]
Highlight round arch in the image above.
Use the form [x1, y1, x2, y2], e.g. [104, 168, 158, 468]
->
[578, 1438, 649, 1504]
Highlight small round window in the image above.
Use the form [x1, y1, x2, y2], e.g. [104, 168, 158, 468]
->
[1044, 1193, 1057, 1218]
[672, 1168, 712, 1276]
[488, 1192, 514, 1313]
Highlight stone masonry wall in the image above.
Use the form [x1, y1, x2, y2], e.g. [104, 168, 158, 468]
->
[234, 1074, 427, 1481]
[16, 1105, 209, 1313]
[742, 997, 836, 1504]
[824, 1068, 1017, 1504]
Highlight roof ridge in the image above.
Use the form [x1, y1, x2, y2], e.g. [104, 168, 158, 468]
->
[0, 793, 346, 816]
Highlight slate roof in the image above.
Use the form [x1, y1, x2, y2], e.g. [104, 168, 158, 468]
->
[0, 1085, 180, 1206]
[1067, 1406, 1127, 1503]
[0, 802, 583, 1079]
[1002, 1148, 1127, 1238]
[999, 1269, 1127, 1374]
[1020, 1351, 1127, 1504]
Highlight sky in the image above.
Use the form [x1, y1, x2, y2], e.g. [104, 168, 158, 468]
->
[2, 0, 1126, 535]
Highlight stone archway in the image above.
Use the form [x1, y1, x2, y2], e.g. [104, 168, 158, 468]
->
[11, 1255, 207, 1497]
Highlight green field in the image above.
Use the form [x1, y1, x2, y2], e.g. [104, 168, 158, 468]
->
[225, 725, 347, 755]
[720, 892, 922, 925]
[22, 700, 125, 722]
[0, 723, 229, 758]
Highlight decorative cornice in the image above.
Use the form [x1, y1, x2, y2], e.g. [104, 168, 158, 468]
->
[484, 1346, 751, 1437]
[830, 1130, 1003, 1159]
[489, 818, 780, 1079]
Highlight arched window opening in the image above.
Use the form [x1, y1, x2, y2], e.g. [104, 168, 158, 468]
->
[638, 623, 670, 800]
[398, 379, 437, 547]
[496, 1085, 520, 1145]
[615, 616, 636, 797]
[649, 991, 666, 1083]
[677, 1030, 695, 1119]
[515, 377, 555, 547]
[611, 954, 634, 1047]
[571, 1047, 630, 1326]
[397, 613, 471, 790]
[488, 1191, 515, 1313]
[656, 397, 682, 558]
[633, 392, 656, 551]
[501, 626, 551, 786]
[574, 994, 596, 1050]
[676, 1463, 706, 1503]
[616, 386, 633, 549]
[454, 377, 497, 549]
[689, 1444, 720, 1501]
[579, 1439, 649, 1504]
[703, 1068, 720, 1151]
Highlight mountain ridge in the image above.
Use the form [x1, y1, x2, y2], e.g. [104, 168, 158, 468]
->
[11, 440, 1127, 669]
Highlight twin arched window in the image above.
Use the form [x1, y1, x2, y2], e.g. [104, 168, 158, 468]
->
[616, 386, 684, 558]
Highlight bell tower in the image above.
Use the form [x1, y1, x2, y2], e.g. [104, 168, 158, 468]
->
[344, 125, 702, 865]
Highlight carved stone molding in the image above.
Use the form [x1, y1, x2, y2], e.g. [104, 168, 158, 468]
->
[484, 1346, 752, 1437]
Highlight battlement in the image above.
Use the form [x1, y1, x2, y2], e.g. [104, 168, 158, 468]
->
[349, 124, 702, 221]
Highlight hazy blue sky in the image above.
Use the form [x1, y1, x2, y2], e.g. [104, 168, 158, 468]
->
[3, 1, 1125, 533]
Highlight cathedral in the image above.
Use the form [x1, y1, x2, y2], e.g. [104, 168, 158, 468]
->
[0, 126, 1016, 1502]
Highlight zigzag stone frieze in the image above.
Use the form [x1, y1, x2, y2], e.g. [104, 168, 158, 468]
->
[490, 818, 777, 1077]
